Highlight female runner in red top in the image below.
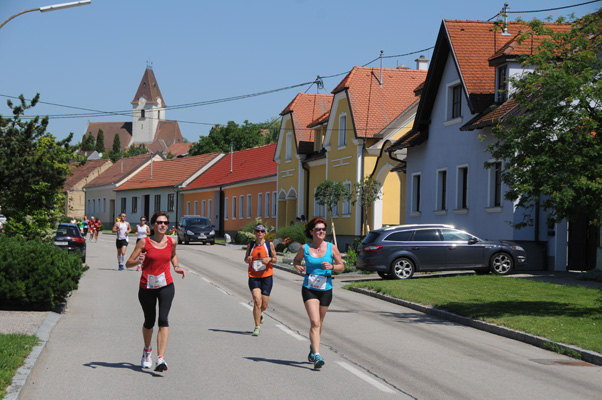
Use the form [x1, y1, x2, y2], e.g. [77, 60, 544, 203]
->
[126, 211, 186, 372]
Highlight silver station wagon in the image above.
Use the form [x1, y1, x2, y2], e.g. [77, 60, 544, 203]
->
[356, 224, 527, 279]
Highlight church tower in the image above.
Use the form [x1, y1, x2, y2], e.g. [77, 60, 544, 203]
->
[131, 66, 166, 143]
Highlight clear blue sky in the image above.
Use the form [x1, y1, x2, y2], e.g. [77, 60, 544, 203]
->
[0, 0, 598, 143]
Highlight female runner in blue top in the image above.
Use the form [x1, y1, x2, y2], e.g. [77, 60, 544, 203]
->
[293, 217, 344, 369]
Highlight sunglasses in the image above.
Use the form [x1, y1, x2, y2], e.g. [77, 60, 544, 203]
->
[255, 230, 265, 233]
[155, 221, 169, 225]
[313, 227, 326, 232]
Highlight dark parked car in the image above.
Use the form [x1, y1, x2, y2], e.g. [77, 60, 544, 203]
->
[356, 224, 527, 279]
[177, 216, 215, 245]
[53, 222, 86, 263]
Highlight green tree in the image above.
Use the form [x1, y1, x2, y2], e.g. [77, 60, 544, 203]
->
[0, 94, 77, 240]
[124, 143, 148, 158]
[80, 132, 95, 152]
[189, 120, 275, 155]
[487, 11, 602, 228]
[95, 129, 105, 153]
[107, 134, 122, 162]
[352, 177, 383, 235]
[315, 180, 351, 247]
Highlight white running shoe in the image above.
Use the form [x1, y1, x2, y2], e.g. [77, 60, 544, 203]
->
[155, 356, 168, 372]
[141, 348, 152, 369]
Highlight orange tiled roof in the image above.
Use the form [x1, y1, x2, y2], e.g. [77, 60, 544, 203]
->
[131, 67, 166, 106]
[85, 154, 158, 188]
[145, 120, 184, 153]
[460, 99, 520, 131]
[333, 66, 427, 138]
[183, 144, 277, 191]
[165, 142, 194, 157]
[115, 152, 222, 191]
[280, 93, 332, 143]
[307, 110, 330, 128]
[489, 24, 572, 63]
[63, 159, 112, 191]
[84, 122, 132, 153]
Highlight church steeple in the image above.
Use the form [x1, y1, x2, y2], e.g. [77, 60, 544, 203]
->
[131, 66, 166, 144]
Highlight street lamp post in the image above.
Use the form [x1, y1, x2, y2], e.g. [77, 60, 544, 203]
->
[0, 0, 91, 31]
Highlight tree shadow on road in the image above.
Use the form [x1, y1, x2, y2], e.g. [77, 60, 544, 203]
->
[244, 357, 314, 370]
[83, 361, 162, 376]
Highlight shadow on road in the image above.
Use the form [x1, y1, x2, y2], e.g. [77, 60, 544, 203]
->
[83, 361, 163, 376]
[208, 328, 254, 335]
[244, 356, 314, 370]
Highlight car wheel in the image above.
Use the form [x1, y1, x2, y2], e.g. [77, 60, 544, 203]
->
[209, 240, 215, 245]
[390, 257, 415, 280]
[490, 252, 514, 275]
[184, 235, 190, 245]
[377, 271, 391, 279]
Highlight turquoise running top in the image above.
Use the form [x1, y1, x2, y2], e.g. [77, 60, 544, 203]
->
[302, 242, 333, 291]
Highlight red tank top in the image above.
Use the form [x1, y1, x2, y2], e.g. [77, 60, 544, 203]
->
[140, 236, 174, 289]
[247, 241, 273, 278]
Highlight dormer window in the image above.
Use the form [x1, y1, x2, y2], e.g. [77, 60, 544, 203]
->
[338, 114, 347, 147]
[285, 132, 292, 161]
[497, 65, 508, 102]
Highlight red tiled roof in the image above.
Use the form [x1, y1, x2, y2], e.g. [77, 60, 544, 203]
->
[84, 122, 132, 153]
[63, 159, 112, 191]
[333, 66, 427, 138]
[489, 24, 572, 63]
[115, 152, 222, 191]
[145, 120, 184, 153]
[182, 144, 277, 191]
[165, 142, 194, 157]
[280, 93, 332, 143]
[131, 67, 166, 106]
[85, 154, 158, 188]
[308, 110, 330, 128]
[460, 98, 520, 131]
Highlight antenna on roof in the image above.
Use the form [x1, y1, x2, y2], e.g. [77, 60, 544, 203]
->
[501, 3, 511, 36]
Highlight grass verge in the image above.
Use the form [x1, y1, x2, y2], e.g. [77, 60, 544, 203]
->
[346, 275, 602, 354]
[0, 333, 39, 398]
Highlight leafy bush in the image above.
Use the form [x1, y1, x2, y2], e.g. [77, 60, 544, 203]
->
[275, 223, 308, 245]
[235, 231, 255, 245]
[344, 249, 357, 273]
[0, 236, 84, 309]
[235, 218, 275, 244]
[351, 236, 364, 252]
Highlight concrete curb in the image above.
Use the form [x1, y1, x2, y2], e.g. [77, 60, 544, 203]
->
[347, 286, 602, 366]
[4, 312, 62, 400]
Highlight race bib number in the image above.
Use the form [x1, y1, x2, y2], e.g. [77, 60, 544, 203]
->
[252, 260, 266, 272]
[147, 272, 167, 289]
[308, 274, 328, 290]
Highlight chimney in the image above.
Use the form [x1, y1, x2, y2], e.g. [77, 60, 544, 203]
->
[415, 55, 429, 71]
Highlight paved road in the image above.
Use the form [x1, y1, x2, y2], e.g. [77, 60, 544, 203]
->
[20, 235, 602, 399]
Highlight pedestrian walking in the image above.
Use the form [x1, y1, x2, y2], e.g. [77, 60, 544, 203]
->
[135, 216, 151, 271]
[112, 212, 131, 270]
[125, 211, 186, 372]
[244, 224, 277, 336]
[93, 217, 101, 242]
[292, 217, 344, 369]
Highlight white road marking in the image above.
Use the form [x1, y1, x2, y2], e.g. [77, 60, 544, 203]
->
[336, 362, 395, 393]
[275, 324, 307, 341]
[201, 277, 211, 283]
[239, 302, 253, 311]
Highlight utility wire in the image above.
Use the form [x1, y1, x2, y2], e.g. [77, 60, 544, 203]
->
[487, 0, 601, 20]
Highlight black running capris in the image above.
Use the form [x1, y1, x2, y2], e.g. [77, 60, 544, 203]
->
[302, 286, 332, 307]
[138, 283, 175, 329]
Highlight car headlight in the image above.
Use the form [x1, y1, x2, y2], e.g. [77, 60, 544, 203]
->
[186, 230, 195, 235]
[210, 230, 215, 235]
[510, 246, 524, 252]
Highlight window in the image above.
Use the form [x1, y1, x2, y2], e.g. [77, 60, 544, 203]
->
[247, 194, 252, 218]
[446, 81, 463, 123]
[452, 85, 462, 119]
[272, 191, 277, 216]
[201, 200, 206, 217]
[167, 194, 174, 212]
[103, 198, 106, 213]
[154, 194, 161, 211]
[257, 193, 263, 217]
[225, 198, 229, 219]
[265, 192, 270, 217]
[121, 198, 126, 213]
[285, 132, 292, 161]
[132, 197, 138, 213]
[411, 229, 440, 241]
[436, 169, 447, 211]
[87, 200, 91, 214]
[384, 231, 413, 241]
[194, 201, 198, 215]
[457, 166, 468, 209]
[342, 182, 351, 215]
[240, 195, 244, 219]
[98, 198, 101, 213]
[92, 199, 96, 214]
[208, 199, 212, 221]
[338, 114, 347, 147]
[232, 196, 237, 219]
[489, 161, 502, 208]
[497, 65, 508, 102]
[411, 173, 421, 213]
[440, 229, 474, 241]
[332, 199, 338, 217]
[186, 201, 190, 215]
[141, 109, 145, 118]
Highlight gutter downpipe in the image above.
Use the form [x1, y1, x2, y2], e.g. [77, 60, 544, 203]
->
[302, 159, 310, 219]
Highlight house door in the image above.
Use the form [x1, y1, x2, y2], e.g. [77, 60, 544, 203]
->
[567, 213, 599, 271]
[144, 195, 150, 220]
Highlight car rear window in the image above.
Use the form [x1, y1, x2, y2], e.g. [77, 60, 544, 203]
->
[186, 218, 210, 225]
[411, 229, 441, 241]
[384, 231, 413, 241]
[362, 232, 381, 245]
[57, 227, 79, 237]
